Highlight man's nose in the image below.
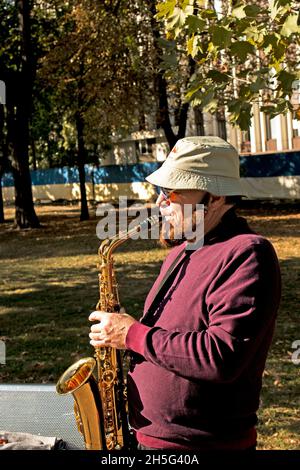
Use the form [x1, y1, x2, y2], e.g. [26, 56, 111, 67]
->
[156, 193, 165, 207]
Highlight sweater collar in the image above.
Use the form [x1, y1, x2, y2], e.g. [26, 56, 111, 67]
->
[203, 206, 253, 245]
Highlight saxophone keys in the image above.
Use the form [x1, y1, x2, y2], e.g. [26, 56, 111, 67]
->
[102, 369, 115, 386]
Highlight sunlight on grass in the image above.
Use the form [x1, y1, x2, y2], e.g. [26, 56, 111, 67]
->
[0, 203, 299, 449]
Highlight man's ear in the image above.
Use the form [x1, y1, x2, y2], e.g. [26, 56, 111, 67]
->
[207, 194, 226, 210]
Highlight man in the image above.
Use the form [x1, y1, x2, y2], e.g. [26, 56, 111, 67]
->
[89, 136, 281, 451]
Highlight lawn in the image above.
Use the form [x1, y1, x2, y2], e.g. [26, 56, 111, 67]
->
[0, 202, 299, 450]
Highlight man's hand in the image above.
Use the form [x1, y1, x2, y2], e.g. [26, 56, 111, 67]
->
[88, 310, 137, 349]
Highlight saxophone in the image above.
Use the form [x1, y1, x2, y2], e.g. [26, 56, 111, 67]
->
[56, 215, 160, 450]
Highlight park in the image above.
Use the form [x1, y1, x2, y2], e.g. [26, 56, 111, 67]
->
[0, 0, 300, 457]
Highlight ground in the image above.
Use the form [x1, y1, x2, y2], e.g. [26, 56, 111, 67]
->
[0, 202, 299, 450]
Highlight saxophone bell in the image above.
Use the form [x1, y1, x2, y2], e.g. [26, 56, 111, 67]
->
[56, 357, 107, 450]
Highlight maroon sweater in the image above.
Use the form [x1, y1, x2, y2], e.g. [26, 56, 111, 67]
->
[125, 208, 281, 450]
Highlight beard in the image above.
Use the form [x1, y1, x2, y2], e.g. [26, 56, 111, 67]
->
[159, 209, 199, 248]
[159, 224, 183, 248]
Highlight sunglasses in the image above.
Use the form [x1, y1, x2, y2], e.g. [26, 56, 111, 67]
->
[156, 186, 176, 205]
[156, 187, 176, 203]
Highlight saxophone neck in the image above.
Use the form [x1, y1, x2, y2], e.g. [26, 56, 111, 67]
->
[98, 214, 161, 259]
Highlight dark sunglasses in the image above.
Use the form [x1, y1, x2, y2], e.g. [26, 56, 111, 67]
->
[156, 186, 175, 199]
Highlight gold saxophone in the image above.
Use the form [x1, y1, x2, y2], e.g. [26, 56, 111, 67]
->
[56, 215, 160, 450]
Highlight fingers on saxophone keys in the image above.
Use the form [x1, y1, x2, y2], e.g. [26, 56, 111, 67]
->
[89, 333, 110, 347]
[90, 340, 109, 347]
[89, 334, 107, 347]
[89, 332, 105, 341]
[90, 323, 102, 333]
[89, 310, 109, 321]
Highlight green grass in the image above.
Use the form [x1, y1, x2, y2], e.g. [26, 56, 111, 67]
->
[0, 203, 299, 449]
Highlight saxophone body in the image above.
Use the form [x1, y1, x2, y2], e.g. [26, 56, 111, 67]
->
[56, 215, 160, 450]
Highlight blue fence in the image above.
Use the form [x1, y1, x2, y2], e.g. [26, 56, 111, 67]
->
[1, 162, 162, 188]
[2, 152, 300, 188]
[2, 151, 300, 200]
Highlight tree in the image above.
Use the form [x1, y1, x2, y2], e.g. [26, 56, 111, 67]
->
[0, 0, 40, 228]
[144, 0, 196, 148]
[156, 0, 300, 130]
[39, 0, 156, 219]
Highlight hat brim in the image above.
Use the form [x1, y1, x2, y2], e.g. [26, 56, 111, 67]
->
[146, 165, 248, 197]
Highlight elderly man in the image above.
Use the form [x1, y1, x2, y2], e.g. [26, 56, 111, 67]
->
[89, 136, 281, 451]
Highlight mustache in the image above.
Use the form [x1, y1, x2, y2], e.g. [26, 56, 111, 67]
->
[159, 213, 199, 248]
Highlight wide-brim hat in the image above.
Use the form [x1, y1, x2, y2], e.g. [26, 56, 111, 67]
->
[146, 136, 247, 196]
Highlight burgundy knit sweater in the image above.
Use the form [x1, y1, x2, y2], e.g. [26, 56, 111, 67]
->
[125, 208, 281, 450]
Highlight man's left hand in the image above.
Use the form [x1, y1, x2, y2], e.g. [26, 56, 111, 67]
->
[89, 310, 137, 349]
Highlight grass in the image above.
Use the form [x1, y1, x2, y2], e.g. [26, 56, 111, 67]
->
[0, 202, 299, 450]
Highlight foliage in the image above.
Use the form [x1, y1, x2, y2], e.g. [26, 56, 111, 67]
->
[155, 0, 300, 129]
[38, 0, 155, 165]
[1, 1, 157, 169]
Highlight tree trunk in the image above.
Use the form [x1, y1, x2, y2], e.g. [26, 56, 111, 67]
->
[9, 0, 40, 228]
[12, 158, 39, 228]
[76, 111, 89, 221]
[148, 1, 176, 149]
[0, 104, 5, 223]
[31, 132, 37, 170]
[194, 106, 205, 136]
[177, 102, 190, 140]
[148, 1, 195, 150]
[75, 57, 89, 222]
[155, 72, 177, 149]
[0, 175, 4, 223]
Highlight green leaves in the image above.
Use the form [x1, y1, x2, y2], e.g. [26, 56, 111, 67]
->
[156, 0, 300, 131]
[185, 15, 206, 33]
[281, 14, 300, 37]
[187, 35, 198, 58]
[228, 100, 253, 130]
[230, 41, 255, 61]
[249, 77, 266, 93]
[261, 99, 291, 119]
[156, 0, 176, 19]
[156, 1, 194, 38]
[168, 7, 186, 32]
[277, 70, 298, 93]
[210, 26, 232, 48]
[244, 5, 262, 18]
[232, 5, 247, 20]
[207, 70, 229, 83]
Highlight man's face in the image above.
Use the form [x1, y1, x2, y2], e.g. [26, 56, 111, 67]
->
[156, 189, 208, 247]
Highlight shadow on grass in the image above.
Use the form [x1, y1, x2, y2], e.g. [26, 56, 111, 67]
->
[0, 258, 162, 382]
[1, 206, 300, 262]
[256, 257, 300, 443]
[0, 224, 164, 261]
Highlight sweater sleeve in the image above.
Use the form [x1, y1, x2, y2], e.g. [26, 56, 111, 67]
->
[125, 239, 281, 383]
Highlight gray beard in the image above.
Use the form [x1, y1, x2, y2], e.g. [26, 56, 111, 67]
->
[159, 215, 198, 248]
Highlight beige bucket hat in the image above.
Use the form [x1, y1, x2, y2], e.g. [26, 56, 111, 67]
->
[146, 136, 247, 196]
